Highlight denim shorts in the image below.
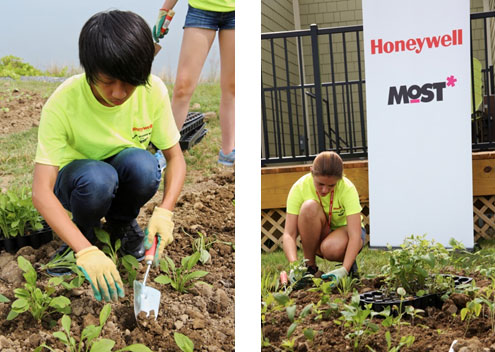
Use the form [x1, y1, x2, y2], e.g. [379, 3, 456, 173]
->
[184, 5, 235, 31]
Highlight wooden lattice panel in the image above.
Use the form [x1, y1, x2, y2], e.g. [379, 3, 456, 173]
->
[473, 196, 495, 241]
[262, 197, 495, 252]
[261, 205, 371, 252]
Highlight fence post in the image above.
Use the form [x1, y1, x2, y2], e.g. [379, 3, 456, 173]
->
[310, 23, 325, 152]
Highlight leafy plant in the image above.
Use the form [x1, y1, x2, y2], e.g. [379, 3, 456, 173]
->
[261, 270, 280, 297]
[0, 186, 43, 238]
[480, 277, 495, 333]
[382, 235, 450, 295]
[335, 293, 380, 351]
[0, 294, 10, 303]
[7, 256, 71, 322]
[367, 331, 415, 352]
[174, 332, 194, 352]
[191, 231, 211, 264]
[34, 304, 152, 352]
[154, 252, 209, 293]
[460, 297, 483, 336]
[286, 302, 313, 339]
[95, 228, 139, 284]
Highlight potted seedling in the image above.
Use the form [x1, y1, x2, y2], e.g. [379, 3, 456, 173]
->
[360, 235, 473, 312]
[0, 187, 51, 253]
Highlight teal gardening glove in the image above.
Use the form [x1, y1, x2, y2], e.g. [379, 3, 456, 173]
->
[321, 266, 348, 283]
[75, 246, 125, 302]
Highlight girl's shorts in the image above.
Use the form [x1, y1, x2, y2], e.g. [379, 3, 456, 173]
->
[184, 5, 235, 31]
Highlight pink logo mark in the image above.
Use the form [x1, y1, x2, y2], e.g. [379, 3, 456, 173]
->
[446, 75, 457, 87]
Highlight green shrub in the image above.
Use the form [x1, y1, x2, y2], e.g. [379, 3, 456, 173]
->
[0, 56, 44, 79]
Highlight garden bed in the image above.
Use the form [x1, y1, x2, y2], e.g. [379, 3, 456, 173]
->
[0, 82, 235, 351]
[262, 267, 495, 352]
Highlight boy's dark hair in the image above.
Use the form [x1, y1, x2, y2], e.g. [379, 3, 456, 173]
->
[79, 10, 154, 86]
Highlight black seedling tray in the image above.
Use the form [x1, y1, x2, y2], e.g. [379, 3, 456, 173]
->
[0, 221, 53, 254]
[359, 275, 473, 312]
[180, 112, 204, 137]
[180, 123, 207, 151]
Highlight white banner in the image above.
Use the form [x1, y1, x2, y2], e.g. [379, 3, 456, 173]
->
[363, 0, 473, 248]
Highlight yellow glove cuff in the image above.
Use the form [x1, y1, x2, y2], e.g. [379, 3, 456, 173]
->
[75, 246, 98, 258]
[153, 206, 173, 220]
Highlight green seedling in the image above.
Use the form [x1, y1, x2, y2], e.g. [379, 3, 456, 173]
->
[337, 275, 359, 295]
[38, 247, 79, 276]
[367, 332, 415, 352]
[261, 271, 280, 297]
[154, 252, 209, 293]
[286, 303, 313, 338]
[95, 228, 139, 284]
[174, 332, 194, 352]
[7, 256, 71, 323]
[480, 277, 495, 332]
[461, 297, 483, 336]
[192, 232, 211, 264]
[335, 293, 380, 351]
[0, 294, 10, 303]
[280, 338, 295, 352]
[0, 186, 43, 239]
[34, 304, 152, 352]
[382, 235, 450, 296]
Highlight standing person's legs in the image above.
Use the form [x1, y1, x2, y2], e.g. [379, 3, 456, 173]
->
[172, 27, 216, 129]
[218, 28, 235, 156]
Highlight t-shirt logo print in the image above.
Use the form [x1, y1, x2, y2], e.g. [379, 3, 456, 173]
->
[132, 124, 153, 143]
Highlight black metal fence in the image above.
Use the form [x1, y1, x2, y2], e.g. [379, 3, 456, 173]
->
[261, 12, 495, 166]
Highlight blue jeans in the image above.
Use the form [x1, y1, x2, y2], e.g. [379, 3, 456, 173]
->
[54, 148, 161, 242]
[184, 5, 235, 31]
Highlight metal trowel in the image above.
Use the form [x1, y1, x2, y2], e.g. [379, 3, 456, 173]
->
[134, 236, 161, 320]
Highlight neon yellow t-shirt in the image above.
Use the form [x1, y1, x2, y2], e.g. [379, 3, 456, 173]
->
[35, 74, 180, 169]
[286, 173, 362, 229]
[189, 0, 235, 12]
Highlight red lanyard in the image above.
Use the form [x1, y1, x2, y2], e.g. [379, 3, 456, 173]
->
[317, 189, 334, 227]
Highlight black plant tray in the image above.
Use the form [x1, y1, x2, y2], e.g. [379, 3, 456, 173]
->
[0, 221, 53, 254]
[359, 275, 473, 312]
[180, 112, 204, 137]
[180, 123, 207, 151]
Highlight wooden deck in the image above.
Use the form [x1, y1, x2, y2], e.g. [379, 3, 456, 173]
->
[261, 151, 495, 209]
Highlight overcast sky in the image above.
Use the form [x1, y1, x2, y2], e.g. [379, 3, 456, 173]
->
[0, 0, 220, 79]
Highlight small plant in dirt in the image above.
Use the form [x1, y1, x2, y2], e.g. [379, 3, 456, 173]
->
[479, 277, 495, 332]
[335, 293, 380, 351]
[286, 302, 313, 339]
[154, 251, 209, 293]
[261, 271, 280, 296]
[382, 235, 450, 296]
[460, 297, 483, 336]
[95, 228, 139, 285]
[174, 332, 194, 352]
[0, 294, 10, 303]
[185, 229, 235, 263]
[7, 256, 71, 323]
[0, 186, 43, 238]
[34, 303, 152, 352]
[367, 331, 415, 352]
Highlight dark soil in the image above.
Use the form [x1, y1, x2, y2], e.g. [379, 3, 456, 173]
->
[0, 84, 235, 351]
[262, 272, 495, 352]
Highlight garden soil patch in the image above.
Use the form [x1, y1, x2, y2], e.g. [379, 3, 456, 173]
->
[262, 273, 495, 352]
[0, 85, 235, 351]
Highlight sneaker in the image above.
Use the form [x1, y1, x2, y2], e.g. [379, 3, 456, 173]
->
[46, 244, 75, 276]
[103, 219, 145, 260]
[218, 149, 235, 166]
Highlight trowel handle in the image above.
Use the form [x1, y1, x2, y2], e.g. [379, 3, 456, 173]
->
[145, 236, 158, 263]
